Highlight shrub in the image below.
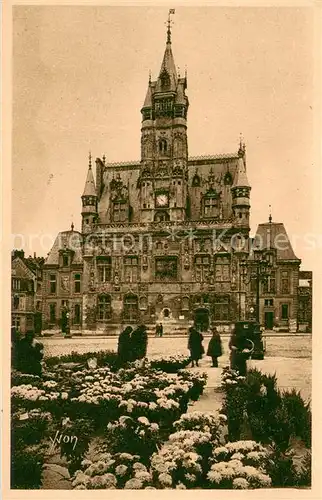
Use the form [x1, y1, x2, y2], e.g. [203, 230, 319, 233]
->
[105, 416, 162, 465]
[221, 367, 312, 453]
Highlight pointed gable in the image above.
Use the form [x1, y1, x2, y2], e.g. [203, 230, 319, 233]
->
[12, 257, 36, 280]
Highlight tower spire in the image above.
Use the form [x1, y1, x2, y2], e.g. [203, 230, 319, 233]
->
[167, 9, 175, 44]
[88, 151, 92, 169]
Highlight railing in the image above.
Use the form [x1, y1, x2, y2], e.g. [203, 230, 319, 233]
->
[96, 219, 234, 231]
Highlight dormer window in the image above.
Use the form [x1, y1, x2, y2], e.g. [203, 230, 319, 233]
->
[160, 69, 170, 90]
[192, 173, 201, 187]
[203, 193, 219, 218]
[224, 172, 233, 185]
[62, 254, 69, 267]
[113, 201, 127, 222]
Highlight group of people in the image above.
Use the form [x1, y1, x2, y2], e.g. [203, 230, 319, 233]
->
[188, 325, 254, 375]
[117, 325, 148, 364]
[155, 323, 163, 337]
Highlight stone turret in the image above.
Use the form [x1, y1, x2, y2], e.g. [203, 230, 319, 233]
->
[81, 152, 98, 234]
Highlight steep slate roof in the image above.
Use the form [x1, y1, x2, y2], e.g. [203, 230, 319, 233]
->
[232, 156, 250, 188]
[45, 231, 83, 266]
[155, 39, 178, 93]
[82, 166, 96, 197]
[252, 222, 300, 261]
[142, 81, 152, 108]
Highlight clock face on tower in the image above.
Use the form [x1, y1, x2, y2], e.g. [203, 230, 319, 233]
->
[155, 193, 169, 207]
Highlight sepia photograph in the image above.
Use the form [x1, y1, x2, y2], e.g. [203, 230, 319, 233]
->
[8, 4, 318, 492]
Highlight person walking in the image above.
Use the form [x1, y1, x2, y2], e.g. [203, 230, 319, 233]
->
[117, 325, 133, 364]
[159, 323, 163, 338]
[187, 326, 204, 367]
[206, 327, 223, 367]
[229, 327, 254, 376]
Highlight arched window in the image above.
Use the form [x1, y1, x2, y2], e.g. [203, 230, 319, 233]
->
[163, 308, 170, 318]
[123, 294, 138, 322]
[181, 297, 189, 310]
[98, 295, 112, 321]
[159, 139, 168, 155]
[154, 211, 170, 222]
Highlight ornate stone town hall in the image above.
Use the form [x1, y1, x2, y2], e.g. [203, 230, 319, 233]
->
[40, 15, 311, 334]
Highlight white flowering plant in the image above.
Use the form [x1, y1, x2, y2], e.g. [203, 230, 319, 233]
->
[207, 440, 273, 489]
[106, 415, 161, 463]
[173, 411, 227, 443]
[150, 355, 191, 373]
[150, 429, 213, 488]
[221, 366, 246, 389]
[72, 451, 154, 489]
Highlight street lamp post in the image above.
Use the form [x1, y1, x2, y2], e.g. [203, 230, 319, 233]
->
[240, 250, 274, 325]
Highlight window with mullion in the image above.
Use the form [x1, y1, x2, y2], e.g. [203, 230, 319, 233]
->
[214, 256, 230, 281]
[113, 202, 127, 222]
[98, 295, 112, 321]
[97, 258, 112, 283]
[204, 197, 218, 217]
[263, 272, 276, 293]
[195, 254, 211, 282]
[123, 295, 138, 321]
[124, 256, 139, 282]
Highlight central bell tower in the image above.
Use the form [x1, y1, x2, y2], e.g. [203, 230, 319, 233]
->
[139, 10, 189, 223]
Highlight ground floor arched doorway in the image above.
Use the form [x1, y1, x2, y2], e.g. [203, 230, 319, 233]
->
[194, 308, 210, 332]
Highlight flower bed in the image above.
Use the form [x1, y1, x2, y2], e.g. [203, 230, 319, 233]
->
[11, 356, 208, 488]
[220, 366, 312, 487]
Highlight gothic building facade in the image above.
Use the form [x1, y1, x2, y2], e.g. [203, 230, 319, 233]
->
[41, 20, 311, 334]
[42, 23, 251, 334]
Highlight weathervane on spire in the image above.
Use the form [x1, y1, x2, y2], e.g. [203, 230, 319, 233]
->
[166, 9, 175, 43]
[89, 151, 92, 169]
[269, 205, 272, 224]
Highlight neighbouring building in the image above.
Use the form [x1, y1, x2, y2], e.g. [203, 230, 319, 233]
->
[41, 17, 312, 335]
[297, 271, 312, 332]
[11, 250, 44, 334]
[247, 220, 304, 332]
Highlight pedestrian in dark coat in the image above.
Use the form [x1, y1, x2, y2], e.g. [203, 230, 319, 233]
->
[229, 330, 254, 376]
[188, 327, 204, 367]
[207, 327, 223, 367]
[117, 326, 133, 364]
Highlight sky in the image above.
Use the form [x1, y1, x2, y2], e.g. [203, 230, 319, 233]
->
[11, 5, 320, 270]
